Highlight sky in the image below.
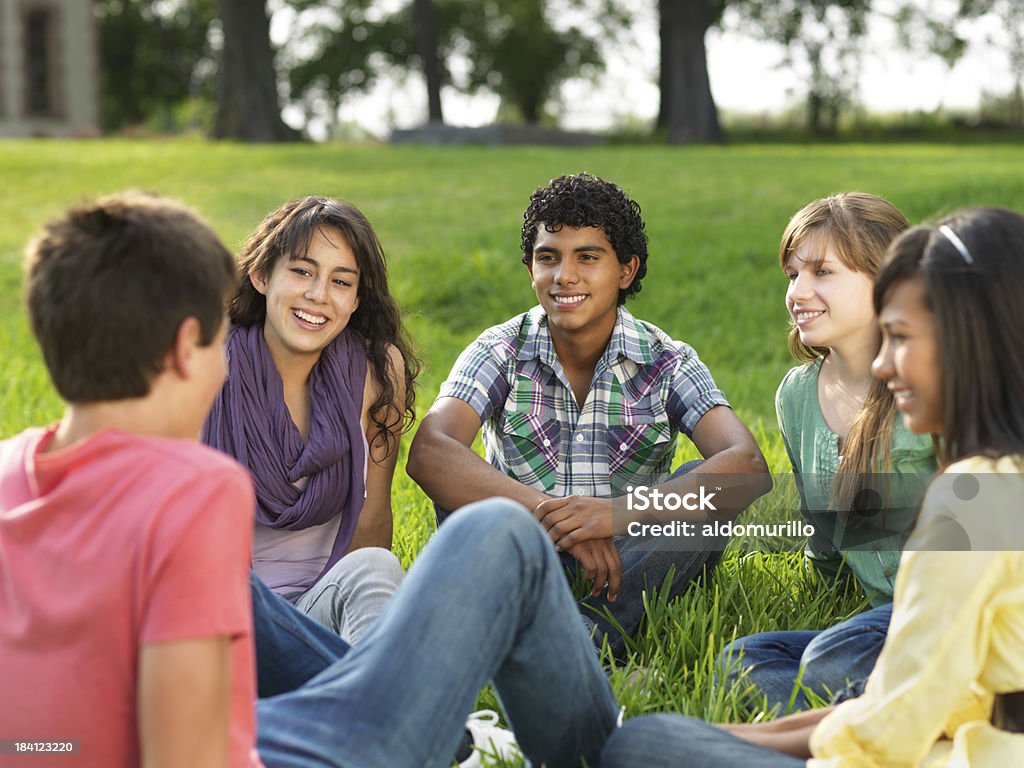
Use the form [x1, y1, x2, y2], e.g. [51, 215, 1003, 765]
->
[274, 1, 1019, 140]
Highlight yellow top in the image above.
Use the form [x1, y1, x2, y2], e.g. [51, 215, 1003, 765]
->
[809, 455, 1024, 767]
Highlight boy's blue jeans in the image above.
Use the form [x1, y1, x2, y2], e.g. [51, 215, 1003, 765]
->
[718, 602, 892, 712]
[252, 498, 619, 768]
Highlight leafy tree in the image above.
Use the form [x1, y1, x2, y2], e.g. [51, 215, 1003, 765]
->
[278, 0, 413, 136]
[414, 0, 445, 123]
[281, 0, 609, 129]
[731, 0, 872, 135]
[438, 0, 604, 124]
[896, 0, 1023, 128]
[98, 0, 295, 140]
[656, 0, 875, 142]
[96, 0, 216, 132]
[962, 0, 1024, 126]
[892, 2, 968, 71]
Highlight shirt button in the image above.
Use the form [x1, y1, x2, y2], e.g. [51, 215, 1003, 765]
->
[575, 488, 587, 496]
[619, 442, 628, 451]
[575, 434, 584, 443]
[542, 438, 551, 447]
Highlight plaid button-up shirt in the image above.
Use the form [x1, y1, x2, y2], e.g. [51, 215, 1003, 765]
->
[437, 306, 729, 498]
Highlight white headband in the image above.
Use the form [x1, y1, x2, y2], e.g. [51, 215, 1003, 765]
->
[938, 224, 974, 264]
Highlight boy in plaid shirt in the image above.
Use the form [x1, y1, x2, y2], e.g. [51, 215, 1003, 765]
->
[409, 173, 771, 656]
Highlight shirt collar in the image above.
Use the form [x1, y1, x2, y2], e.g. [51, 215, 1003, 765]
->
[515, 305, 656, 367]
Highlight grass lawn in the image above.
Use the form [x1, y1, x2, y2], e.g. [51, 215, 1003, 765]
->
[3, 139, 1024, 755]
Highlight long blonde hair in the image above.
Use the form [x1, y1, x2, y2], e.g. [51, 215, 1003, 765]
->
[779, 192, 910, 514]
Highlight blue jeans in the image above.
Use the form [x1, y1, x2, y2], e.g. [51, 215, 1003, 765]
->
[718, 602, 892, 712]
[601, 714, 805, 768]
[253, 498, 619, 768]
[250, 572, 350, 698]
[559, 528, 723, 659]
[435, 461, 723, 658]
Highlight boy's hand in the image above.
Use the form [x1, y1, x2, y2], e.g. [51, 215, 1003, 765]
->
[564, 538, 621, 602]
[534, 496, 613, 548]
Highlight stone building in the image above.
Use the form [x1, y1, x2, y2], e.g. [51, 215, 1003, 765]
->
[0, 0, 99, 137]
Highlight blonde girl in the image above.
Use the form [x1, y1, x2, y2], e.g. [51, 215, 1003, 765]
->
[721, 193, 936, 711]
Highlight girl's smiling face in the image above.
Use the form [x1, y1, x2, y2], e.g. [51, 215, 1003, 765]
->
[872, 277, 943, 435]
[784, 238, 878, 355]
[250, 226, 360, 366]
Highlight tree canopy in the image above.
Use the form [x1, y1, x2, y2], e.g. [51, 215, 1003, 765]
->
[97, 0, 216, 132]
[93, 0, 1024, 141]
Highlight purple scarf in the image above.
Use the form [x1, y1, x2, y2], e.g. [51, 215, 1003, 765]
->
[202, 324, 367, 580]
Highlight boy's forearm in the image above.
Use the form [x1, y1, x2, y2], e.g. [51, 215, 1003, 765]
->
[410, 431, 549, 513]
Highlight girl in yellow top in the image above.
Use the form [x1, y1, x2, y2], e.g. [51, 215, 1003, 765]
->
[601, 206, 1024, 767]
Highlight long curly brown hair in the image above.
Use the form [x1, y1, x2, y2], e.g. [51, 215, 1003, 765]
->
[230, 196, 420, 456]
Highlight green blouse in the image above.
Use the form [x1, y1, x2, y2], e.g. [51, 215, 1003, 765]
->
[775, 358, 937, 605]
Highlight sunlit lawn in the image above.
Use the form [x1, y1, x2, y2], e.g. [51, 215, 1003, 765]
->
[4, 139, 1024, 757]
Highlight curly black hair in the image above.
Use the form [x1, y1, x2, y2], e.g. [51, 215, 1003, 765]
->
[520, 172, 649, 304]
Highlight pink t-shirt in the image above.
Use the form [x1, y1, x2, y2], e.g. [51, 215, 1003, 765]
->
[0, 427, 259, 767]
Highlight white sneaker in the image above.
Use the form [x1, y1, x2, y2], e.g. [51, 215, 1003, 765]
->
[457, 709, 522, 767]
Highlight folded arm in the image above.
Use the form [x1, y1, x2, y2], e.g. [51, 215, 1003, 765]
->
[407, 396, 550, 513]
[408, 397, 622, 599]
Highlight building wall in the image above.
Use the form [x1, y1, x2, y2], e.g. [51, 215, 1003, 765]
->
[0, 0, 99, 137]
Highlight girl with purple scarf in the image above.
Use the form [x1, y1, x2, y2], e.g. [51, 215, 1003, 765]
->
[202, 196, 419, 643]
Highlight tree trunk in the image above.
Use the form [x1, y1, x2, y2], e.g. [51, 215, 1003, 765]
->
[660, 0, 724, 144]
[413, 0, 444, 124]
[213, 0, 297, 141]
[520, 93, 542, 125]
[1011, 80, 1023, 131]
[656, 0, 670, 131]
[807, 91, 823, 135]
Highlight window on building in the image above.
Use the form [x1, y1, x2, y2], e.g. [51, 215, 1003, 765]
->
[25, 8, 54, 116]
[0, 13, 5, 118]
